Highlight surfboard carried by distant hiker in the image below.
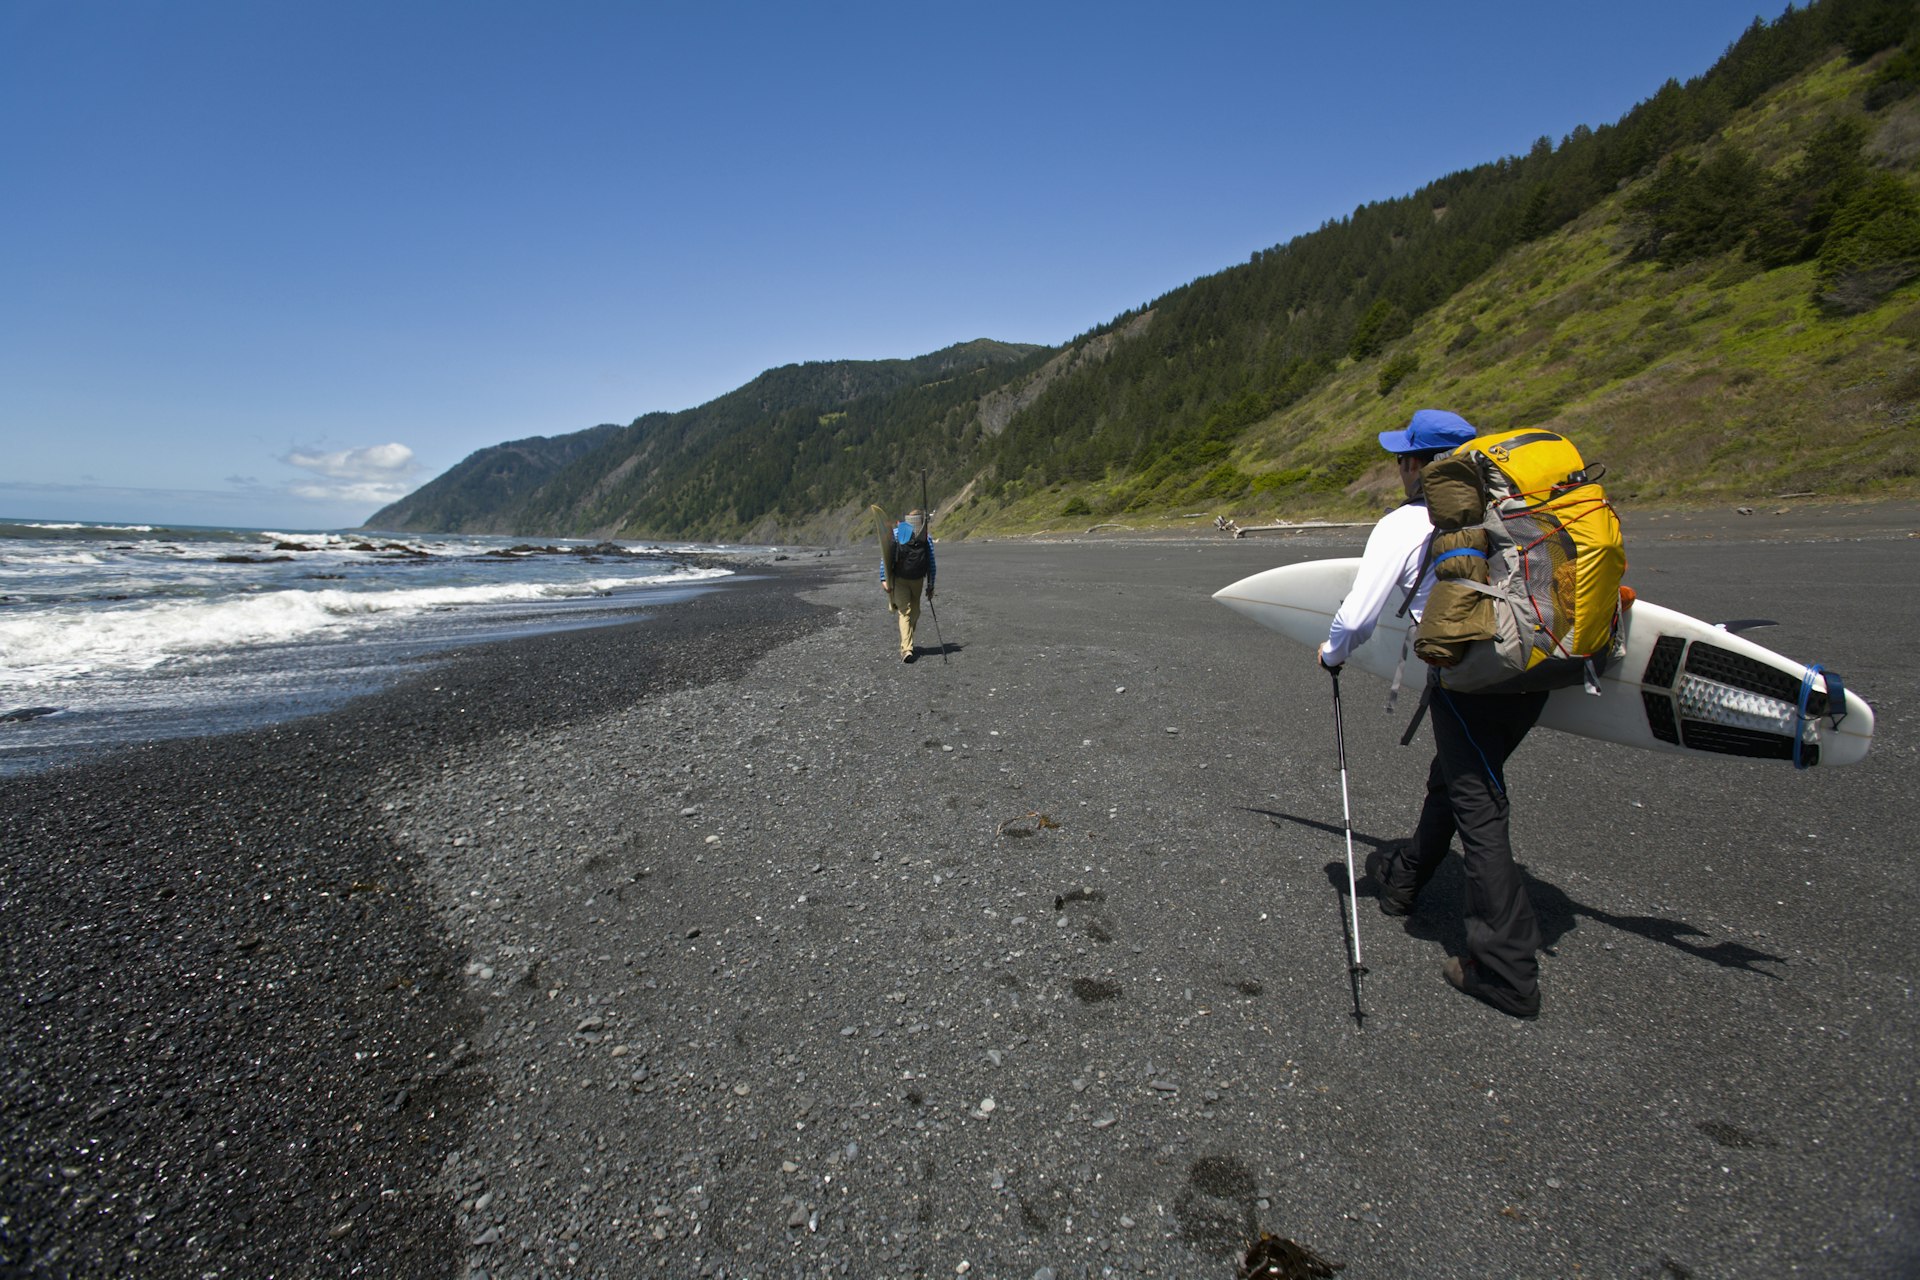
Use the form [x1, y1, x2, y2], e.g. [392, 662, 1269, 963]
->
[871, 503, 898, 584]
[1214, 557, 1874, 766]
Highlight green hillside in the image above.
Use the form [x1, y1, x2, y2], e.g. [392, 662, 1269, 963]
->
[947, 10, 1920, 535]
[368, 0, 1920, 543]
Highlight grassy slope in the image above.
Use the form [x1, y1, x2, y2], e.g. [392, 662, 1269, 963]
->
[948, 55, 1920, 537]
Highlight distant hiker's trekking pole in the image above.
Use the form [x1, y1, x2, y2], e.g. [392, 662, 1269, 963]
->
[1330, 670, 1368, 1025]
[921, 469, 948, 664]
[924, 581, 947, 663]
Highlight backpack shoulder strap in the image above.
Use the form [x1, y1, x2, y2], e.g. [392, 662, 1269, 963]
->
[1396, 525, 1439, 620]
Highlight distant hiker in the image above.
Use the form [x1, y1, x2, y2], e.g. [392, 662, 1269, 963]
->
[1315, 408, 1546, 1020]
[881, 509, 936, 662]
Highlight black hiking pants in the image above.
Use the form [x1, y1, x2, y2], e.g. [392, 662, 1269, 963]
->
[1392, 686, 1549, 1007]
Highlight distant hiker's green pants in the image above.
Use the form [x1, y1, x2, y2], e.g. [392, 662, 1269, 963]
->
[887, 575, 926, 656]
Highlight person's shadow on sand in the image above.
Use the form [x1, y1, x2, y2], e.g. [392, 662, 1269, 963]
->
[1249, 808, 1788, 977]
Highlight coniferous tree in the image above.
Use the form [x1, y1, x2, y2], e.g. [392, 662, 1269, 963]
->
[1816, 172, 1920, 313]
[1748, 119, 1869, 267]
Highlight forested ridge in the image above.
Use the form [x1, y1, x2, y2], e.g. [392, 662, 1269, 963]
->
[366, 0, 1920, 542]
[365, 424, 621, 532]
[367, 340, 1050, 538]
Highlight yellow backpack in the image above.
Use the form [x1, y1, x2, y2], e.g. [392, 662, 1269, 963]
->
[1416, 428, 1626, 693]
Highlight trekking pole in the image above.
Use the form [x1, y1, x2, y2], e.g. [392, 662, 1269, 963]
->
[924, 584, 947, 663]
[921, 469, 948, 664]
[1330, 670, 1368, 1025]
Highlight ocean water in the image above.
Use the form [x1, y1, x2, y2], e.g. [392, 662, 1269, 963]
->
[0, 518, 747, 776]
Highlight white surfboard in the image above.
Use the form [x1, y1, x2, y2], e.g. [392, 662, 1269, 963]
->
[1214, 558, 1875, 767]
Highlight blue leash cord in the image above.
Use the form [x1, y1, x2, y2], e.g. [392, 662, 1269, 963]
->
[1793, 665, 1846, 770]
[1437, 688, 1506, 796]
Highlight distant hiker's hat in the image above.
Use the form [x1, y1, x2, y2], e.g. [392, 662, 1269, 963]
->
[1378, 408, 1477, 455]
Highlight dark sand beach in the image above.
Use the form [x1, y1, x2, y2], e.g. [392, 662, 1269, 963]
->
[4, 505, 1916, 1278]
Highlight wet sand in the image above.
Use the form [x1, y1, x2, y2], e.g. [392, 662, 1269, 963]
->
[3, 508, 1915, 1277]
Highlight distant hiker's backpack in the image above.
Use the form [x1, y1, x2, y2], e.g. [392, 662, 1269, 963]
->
[1414, 428, 1626, 693]
[893, 528, 931, 580]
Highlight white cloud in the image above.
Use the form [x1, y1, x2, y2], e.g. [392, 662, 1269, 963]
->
[282, 442, 420, 505]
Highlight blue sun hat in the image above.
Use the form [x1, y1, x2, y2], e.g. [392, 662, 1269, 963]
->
[1378, 408, 1477, 455]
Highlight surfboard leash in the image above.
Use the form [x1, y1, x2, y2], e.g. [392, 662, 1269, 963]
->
[1794, 664, 1846, 770]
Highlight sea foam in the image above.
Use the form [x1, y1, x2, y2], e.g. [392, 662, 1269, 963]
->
[0, 566, 732, 688]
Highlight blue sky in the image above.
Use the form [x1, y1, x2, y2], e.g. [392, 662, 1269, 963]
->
[3, 0, 1779, 530]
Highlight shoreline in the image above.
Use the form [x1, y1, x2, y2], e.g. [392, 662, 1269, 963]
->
[0, 545, 823, 780]
[5, 531, 1916, 1277]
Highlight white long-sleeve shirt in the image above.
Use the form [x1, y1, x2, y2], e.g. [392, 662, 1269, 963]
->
[1320, 500, 1436, 667]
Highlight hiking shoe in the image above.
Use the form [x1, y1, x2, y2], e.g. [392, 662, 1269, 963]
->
[1364, 844, 1413, 917]
[1441, 957, 1540, 1020]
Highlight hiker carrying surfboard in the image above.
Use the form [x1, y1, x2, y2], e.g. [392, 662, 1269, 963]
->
[879, 508, 936, 663]
[1316, 408, 1552, 1020]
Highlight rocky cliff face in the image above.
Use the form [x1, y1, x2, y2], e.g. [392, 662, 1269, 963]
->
[977, 311, 1154, 438]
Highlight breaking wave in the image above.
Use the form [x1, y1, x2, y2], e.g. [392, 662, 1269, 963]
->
[0, 566, 732, 688]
